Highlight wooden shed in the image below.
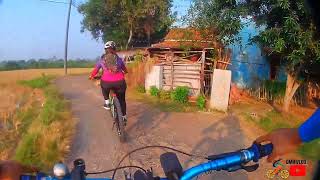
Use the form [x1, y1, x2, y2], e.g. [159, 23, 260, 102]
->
[146, 28, 229, 96]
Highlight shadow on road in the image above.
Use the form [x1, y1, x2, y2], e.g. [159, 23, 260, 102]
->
[183, 115, 249, 180]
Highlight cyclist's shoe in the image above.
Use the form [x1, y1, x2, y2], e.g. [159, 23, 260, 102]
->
[123, 115, 128, 126]
[103, 104, 110, 110]
[117, 130, 122, 136]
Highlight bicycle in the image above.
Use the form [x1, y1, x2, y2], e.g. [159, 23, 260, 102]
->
[20, 142, 272, 180]
[91, 76, 126, 142]
[109, 89, 126, 142]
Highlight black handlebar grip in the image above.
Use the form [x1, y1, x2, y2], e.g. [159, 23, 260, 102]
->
[260, 143, 273, 158]
[71, 159, 86, 180]
[160, 152, 183, 180]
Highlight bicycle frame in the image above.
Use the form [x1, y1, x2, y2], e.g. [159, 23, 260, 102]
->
[107, 89, 126, 142]
[21, 143, 272, 180]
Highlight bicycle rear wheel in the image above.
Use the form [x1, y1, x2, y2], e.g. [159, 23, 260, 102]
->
[113, 96, 126, 142]
[109, 96, 116, 119]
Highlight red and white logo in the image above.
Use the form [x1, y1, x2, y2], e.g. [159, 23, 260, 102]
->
[289, 165, 306, 176]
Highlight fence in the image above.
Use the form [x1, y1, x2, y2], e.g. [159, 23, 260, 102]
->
[248, 80, 320, 107]
[204, 70, 213, 96]
[162, 64, 202, 96]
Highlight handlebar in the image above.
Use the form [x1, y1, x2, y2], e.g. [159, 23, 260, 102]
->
[89, 75, 101, 80]
[181, 143, 273, 180]
[21, 142, 272, 180]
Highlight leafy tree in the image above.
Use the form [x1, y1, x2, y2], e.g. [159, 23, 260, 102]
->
[186, 0, 246, 46]
[78, 0, 174, 48]
[139, 0, 175, 46]
[5, 61, 21, 70]
[245, 0, 320, 112]
[187, 0, 320, 112]
[186, 0, 246, 71]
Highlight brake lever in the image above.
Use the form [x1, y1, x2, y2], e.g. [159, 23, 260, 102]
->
[241, 164, 259, 172]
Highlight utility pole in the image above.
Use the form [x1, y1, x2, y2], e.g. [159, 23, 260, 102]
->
[64, 0, 72, 75]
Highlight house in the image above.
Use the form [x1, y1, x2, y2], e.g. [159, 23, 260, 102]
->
[145, 28, 225, 97]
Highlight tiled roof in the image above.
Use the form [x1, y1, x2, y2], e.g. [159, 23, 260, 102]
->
[151, 28, 220, 49]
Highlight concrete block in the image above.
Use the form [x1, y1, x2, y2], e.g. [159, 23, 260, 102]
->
[210, 69, 232, 111]
[145, 65, 163, 91]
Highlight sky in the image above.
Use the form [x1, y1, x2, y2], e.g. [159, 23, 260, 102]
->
[0, 0, 191, 61]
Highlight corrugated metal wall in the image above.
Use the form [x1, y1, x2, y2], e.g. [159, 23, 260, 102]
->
[162, 64, 201, 96]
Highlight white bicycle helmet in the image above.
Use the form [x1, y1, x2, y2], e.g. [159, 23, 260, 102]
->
[104, 41, 116, 50]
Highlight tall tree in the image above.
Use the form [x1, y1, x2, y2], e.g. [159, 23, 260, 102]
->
[186, 0, 246, 46]
[245, 0, 320, 112]
[140, 0, 175, 46]
[78, 0, 174, 49]
[186, 0, 246, 69]
[187, 0, 320, 112]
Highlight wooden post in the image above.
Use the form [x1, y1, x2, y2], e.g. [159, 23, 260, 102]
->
[170, 51, 174, 90]
[200, 50, 205, 93]
[217, 48, 222, 69]
[213, 59, 217, 69]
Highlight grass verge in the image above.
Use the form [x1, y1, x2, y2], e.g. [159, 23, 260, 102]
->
[241, 109, 320, 161]
[14, 75, 74, 170]
[128, 88, 198, 112]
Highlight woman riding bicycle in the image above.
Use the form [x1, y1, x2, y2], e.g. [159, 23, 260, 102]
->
[89, 41, 128, 122]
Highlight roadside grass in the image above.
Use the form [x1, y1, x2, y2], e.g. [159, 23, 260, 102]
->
[0, 84, 40, 160]
[13, 75, 74, 170]
[0, 69, 85, 167]
[240, 108, 320, 161]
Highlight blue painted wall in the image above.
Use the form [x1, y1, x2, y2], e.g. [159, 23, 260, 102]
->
[228, 20, 287, 88]
[228, 21, 270, 88]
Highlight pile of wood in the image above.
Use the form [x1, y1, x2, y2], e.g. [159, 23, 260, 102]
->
[215, 48, 232, 70]
[151, 51, 203, 65]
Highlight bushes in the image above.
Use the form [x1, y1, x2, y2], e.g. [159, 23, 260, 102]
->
[149, 86, 189, 103]
[149, 86, 192, 104]
[146, 86, 209, 110]
[171, 86, 189, 103]
[196, 95, 206, 109]
[149, 86, 160, 96]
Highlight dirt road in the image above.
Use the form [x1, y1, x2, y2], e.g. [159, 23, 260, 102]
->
[56, 75, 306, 180]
